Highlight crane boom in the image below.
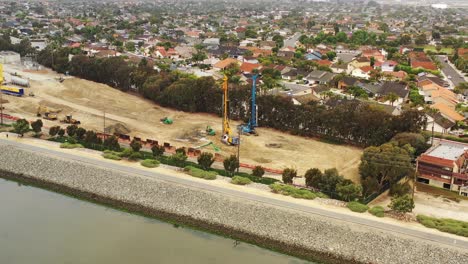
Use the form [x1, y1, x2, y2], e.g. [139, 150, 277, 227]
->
[241, 74, 259, 134]
[221, 75, 239, 145]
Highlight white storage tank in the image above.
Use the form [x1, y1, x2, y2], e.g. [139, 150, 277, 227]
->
[11, 76, 29, 87]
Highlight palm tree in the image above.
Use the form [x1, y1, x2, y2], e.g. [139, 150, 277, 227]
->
[384, 92, 399, 106]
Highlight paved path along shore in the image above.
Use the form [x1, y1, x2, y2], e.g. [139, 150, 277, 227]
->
[0, 138, 467, 263]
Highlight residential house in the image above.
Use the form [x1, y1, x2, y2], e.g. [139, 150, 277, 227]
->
[383, 71, 408, 81]
[154, 47, 179, 59]
[361, 49, 385, 61]
[409, 51, 438, 71]
[348, 57, 371, 73]
[203, 38, 220, 48]
[378, 81, 409, 105]
[357, 82, 382, 97]
[418, 79, 458, 107]
[379, 60, 397, 72]
[338, 76, 359, 90]
[281, 68, 308, 81]
[331, 62, 348, 73]
[316, 59, 332, 67]
[431, 103, 465, 123]
[306, 70, 336, 85]
[240, 62, 261, 74]
[426, 112, 456, 134]
[305, 51, 323, 61]
[417, 139, 468, 196]
[213, 58, 240, 71]
[351, 66, 373, 80]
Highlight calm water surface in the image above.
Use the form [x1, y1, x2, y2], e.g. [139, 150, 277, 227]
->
[0, 178, 313, 264]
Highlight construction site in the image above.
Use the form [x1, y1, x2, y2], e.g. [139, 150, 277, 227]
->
[0, 63, 363, 182]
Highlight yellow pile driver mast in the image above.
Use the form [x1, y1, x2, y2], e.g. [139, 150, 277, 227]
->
[221, 75, 239, 145]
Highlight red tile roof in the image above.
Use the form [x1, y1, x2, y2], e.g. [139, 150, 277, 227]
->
[316, 59, 332, 66]
[240, 62, 261, 73]
[360, 65, 374, 73]
[418, 155, 454, 167]
[411, 61, 437, 71]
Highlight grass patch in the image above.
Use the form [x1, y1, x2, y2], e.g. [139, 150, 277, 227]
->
[416, 182, 468, 201]
[270, 183, 327, 200]
[369, 206, 385, 217]
[417, 215, 468, 238]
[417, 45, 454, 55]
[102, 153, 122, 160]
[347, 201, 369, 213]
[231, 176, 252, 185]
[60, 142, 84, 149]
[184, 166, 217, 180]
[140, 159, 160, 168]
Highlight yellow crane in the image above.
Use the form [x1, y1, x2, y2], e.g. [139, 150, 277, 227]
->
[221, 75, 239, 145]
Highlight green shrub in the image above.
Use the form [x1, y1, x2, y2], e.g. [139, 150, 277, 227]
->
[347, 201, 369, 213]
[119, 148, 134, 158]
[102, 153, 122, 160]
[369, 206, 385, 217]
[231, 176, 252, 185]
[141, 159, 160, 168]
[389, 182, 411, 197]
[60, 142, 84, 149]
[184, 166, 217, 180]
[128, 152, 143, 161]
[269, 183, 326, 200]
[252, 166, 265, 177]
[417, 215, 468, 238]
[170, 152, 188, 167]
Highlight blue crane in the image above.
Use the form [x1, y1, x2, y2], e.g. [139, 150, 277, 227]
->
[241, 74, 259, 135]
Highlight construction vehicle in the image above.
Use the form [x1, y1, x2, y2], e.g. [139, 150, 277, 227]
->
[160, 117, 173, 124]
[61, 114, 81, 125]
[221, 75, 239, 145]
[195, 141, 220, 152]
[37, 106, 60, 120]
[240, 74, 259, 135]
[206, 126, 215, 136]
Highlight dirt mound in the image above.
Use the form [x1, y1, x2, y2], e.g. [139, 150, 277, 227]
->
[176, 127, 206, 143]
[106, 123, 131, 135]
[0, 98, 8, 104]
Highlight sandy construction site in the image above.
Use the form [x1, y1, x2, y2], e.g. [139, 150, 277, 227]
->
[2, 63, 362, 181]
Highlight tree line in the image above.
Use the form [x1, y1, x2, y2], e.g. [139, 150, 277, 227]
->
[36, 49, 426, 147]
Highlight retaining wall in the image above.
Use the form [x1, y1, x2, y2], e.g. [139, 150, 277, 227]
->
[0, 144, 467, 264]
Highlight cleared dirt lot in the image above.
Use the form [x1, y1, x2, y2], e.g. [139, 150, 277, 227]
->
[2, 63, 362, 181]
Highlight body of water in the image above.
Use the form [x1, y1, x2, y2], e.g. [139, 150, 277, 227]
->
[0, 178, 312, 264]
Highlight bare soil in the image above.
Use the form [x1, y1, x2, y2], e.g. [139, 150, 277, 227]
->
[2, 63, 362, 181]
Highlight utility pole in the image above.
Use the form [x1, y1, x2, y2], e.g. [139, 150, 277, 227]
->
[237, 126, 241, 173]
[431, 120, 435, 146]
[103, 109, 106, 139]
[0, 64, 3, 126]
[0, 88, 3, 126]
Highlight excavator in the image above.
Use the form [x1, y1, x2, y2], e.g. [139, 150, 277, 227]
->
[221, 75, 239, 145]
[240, 74, 259, 135]
[37, 106, 60, 120]
[60, 114, 81, 125]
